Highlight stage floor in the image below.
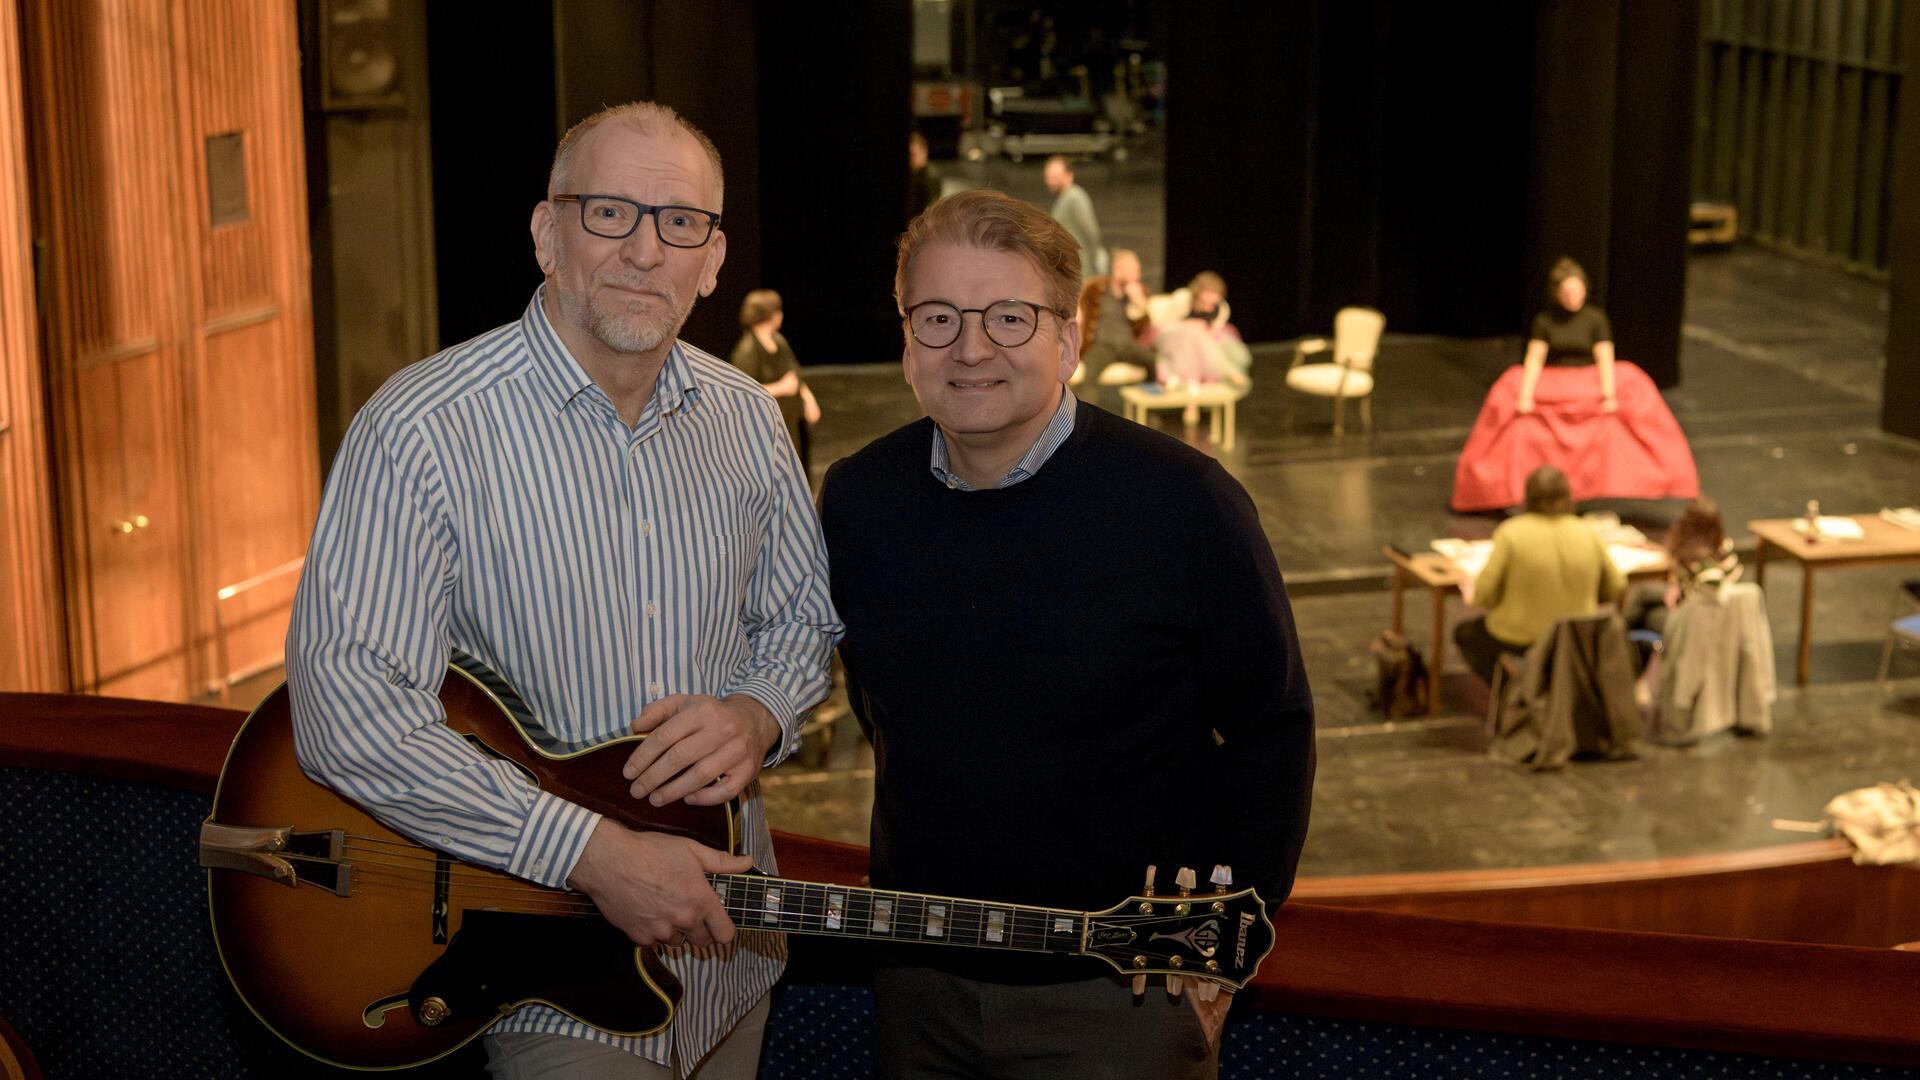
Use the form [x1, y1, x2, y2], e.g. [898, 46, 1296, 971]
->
[764, 246, 1920, 877]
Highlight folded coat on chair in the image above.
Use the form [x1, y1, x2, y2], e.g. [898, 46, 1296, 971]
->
[1655, 581, 1774, 744]
[1488, 614, 1641, 770]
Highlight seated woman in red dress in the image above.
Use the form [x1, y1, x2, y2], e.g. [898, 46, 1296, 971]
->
[1451, 258, 1698, 513]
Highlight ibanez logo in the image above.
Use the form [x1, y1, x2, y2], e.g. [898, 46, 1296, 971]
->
[1236, 912, 1253, 968]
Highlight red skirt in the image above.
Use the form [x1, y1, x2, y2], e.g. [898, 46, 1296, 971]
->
[1450, 361, 1699, 513]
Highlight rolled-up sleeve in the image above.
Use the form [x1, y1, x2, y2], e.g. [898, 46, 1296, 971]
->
[725, 397, 844, 766]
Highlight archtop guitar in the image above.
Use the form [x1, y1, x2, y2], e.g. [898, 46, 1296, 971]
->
[201, 665, 1276, 1069]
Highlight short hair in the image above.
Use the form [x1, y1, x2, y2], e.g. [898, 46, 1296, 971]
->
[739, 288, 782, 329]
[549, 101, 725, 211]
[1547, 256, 1587, 299]
[1188, 271, 1227, 299]
[1664, 495, 1726, 565]
[1523, 465, 1573, 516]
[894, 188, 1082, 318]
[1044, 154, 1073, 175]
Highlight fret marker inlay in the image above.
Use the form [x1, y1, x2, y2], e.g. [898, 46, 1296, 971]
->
[986, 909, 1006, 943]
[1052, 917, 1074, 935]
[926, 903, 946, 938]
[827, 891, 846, 931]
[874, 899, 893, 934]
[763, 888, 783, 924]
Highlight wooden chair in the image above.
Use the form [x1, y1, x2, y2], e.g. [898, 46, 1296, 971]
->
[1285, 306, 1384, 435]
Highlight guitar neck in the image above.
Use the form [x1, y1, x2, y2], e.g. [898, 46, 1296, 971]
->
[706, 873, 1086, 956]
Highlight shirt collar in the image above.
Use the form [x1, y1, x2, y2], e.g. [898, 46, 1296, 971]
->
[929, 388, 1078, 491]
[519, 285, 701, 419]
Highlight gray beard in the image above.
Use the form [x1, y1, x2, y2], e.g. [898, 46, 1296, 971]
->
[555, 277, 694, 355]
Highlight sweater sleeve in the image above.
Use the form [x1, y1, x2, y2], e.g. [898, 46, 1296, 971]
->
[1191, 463, 1317, 908]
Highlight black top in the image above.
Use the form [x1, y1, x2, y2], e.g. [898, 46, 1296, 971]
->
[818, 401, 1316, 982]
[1530, 304, 1613, 367]
[728, 331, 804, 438]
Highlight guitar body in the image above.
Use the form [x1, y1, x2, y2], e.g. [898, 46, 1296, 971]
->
[206, 667, 739, 1070]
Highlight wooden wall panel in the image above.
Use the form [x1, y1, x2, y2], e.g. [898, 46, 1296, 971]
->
[26, 0, 195, 698]
[23, 0, 318, 699]
[173, 0, 318, 690]
[70, 356, 190, 699]
[0, 0, 63, 692]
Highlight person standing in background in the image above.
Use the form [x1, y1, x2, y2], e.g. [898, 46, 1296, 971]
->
[730, 289, 820, 476]
[1043, 154, 1107, 278]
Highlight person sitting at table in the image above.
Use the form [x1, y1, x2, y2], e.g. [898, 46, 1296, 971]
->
[1622, 494, 1741, 639]
[1450, 257, 1699, 513]
[1146, 272, 1250, 425]
[1454, 465, 1627, 686]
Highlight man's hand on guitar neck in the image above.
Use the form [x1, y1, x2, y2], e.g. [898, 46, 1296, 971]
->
[567, 819, 754, 947]
[623, 693, 784, 807]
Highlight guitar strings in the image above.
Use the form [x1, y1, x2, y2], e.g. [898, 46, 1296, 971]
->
[332, 841, 1094, 937]
[268, 840, 1234, 963]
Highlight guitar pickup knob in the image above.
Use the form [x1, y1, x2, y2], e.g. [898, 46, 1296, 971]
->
[417, 996, 451, 1027]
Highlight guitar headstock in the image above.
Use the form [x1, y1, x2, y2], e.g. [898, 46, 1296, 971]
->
[1081, 879, 1275, 991]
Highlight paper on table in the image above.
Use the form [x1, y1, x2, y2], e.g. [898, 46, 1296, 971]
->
[1792, 516, 1866, 541]
[1880, 507, 1920, 532]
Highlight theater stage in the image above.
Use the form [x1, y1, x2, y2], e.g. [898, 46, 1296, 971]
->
[765, 247, 1920, 879]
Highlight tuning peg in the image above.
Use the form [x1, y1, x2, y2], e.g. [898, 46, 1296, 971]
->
[1132, 973, 1147, 997]
[1142, 864, 1157, 896]
[1196, 980, 1221, 1003]
[1210, 865, 1233, 893]
[1168, 974, 1184, 998]
[1175, 867, 1196, 897]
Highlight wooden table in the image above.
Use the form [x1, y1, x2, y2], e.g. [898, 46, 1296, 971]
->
[1749, 514, 1920, 685]
[1118, 383, 1249, 449]
[1385, 543, 1670, 713]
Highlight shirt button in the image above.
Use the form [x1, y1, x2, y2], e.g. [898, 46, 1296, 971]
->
[645, 601, 657, 618]
[945, 475, 958, 490]
[648, 681, 662, 697]
[642, 520, 653, 537]
[530, 858, 545, 875]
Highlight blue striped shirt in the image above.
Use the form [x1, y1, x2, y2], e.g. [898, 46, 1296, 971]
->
[929, 387, 1079, 490]
[286, 288, 841, 1071]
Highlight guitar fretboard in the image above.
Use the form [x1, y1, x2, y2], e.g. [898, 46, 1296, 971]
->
[706, 874, 1084, 955]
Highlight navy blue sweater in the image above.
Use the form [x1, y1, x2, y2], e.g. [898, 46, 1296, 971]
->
[818, 401, 1315, 980]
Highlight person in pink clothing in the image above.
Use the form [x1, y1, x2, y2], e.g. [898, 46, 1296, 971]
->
[1450, 258, 1698, 513]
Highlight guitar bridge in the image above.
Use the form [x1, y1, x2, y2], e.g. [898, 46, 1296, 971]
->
[199, 820, 353, 897]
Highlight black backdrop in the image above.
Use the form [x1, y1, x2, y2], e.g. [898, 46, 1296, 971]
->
[1166, 0, 1697, 387]
[422, 1, 1698, 388]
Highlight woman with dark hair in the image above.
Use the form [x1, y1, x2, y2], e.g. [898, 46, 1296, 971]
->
[729, 288, 820, 473]
[1454, 465, 1627, 686]
[1450, 258, 1699, 512]
[1623, 495, 1741, 637]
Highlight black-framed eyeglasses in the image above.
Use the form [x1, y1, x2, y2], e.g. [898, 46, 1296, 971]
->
[552, 194, 721, 248]
[904, 299, 1068, 349]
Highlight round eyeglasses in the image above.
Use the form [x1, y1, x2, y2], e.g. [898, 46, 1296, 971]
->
[905, 299, 1068, 349]
[552, 194, 721, 248]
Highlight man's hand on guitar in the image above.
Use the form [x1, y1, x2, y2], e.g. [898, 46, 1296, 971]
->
[625, 693, 782, 807]
[567, 819, 752, 947]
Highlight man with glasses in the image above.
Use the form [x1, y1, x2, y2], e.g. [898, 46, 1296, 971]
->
[287, 101, 839, 1078]
[818, 189, 1315, 1078]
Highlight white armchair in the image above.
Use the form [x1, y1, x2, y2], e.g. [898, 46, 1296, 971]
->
[1285, 306, 1385, 435]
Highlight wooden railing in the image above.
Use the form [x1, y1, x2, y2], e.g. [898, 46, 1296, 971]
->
[5, 692, 1919, 1067]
